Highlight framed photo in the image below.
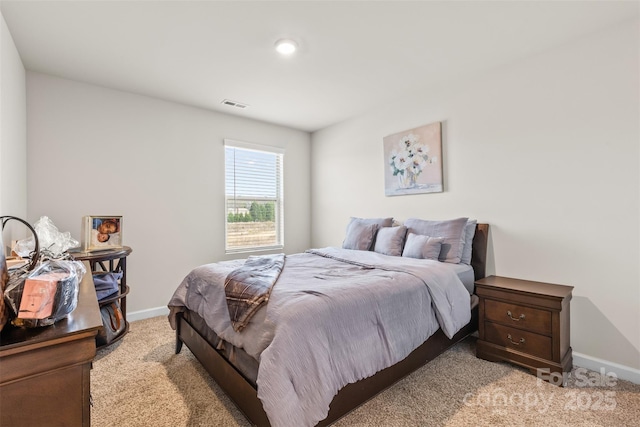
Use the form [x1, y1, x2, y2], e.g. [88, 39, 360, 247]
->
[384, 121, 443, 196]
[82, 216, 123, 251]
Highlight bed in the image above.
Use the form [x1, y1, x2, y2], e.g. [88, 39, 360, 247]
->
[168, 220, 489, 427]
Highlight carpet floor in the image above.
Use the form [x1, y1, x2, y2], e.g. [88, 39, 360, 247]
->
[91, 316, 640, 426]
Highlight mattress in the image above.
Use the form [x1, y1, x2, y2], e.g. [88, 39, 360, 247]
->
[184, 309, 260, 385]
[449, 263, 476, 293]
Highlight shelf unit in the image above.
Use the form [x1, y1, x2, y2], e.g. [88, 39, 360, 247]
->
[71, 246, 132, 348]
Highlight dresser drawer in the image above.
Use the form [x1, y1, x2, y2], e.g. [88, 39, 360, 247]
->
[484, 322, 552, 360]
[484, 298, 551, 335]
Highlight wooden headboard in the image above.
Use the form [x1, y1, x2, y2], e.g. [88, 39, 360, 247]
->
[471, 223, 489, 281]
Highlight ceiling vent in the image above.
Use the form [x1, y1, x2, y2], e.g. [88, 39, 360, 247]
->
[221, 99, 249, 109]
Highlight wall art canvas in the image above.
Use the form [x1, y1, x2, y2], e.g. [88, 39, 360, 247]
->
[384, 121, 443, 196]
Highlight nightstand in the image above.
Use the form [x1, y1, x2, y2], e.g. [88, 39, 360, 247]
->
[475, 275, 573, 385]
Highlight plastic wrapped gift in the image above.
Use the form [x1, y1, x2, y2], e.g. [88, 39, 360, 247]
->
[5, 259, 85, 328]
[14, 216, 79, 259]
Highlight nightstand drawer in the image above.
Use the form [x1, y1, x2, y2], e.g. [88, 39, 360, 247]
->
[484, 299, 551, 335]
[484, 322, 552, 360]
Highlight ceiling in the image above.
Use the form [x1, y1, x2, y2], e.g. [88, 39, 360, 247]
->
[1, 1, 637, 132]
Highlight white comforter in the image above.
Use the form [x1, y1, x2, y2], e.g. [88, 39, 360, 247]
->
[168, 247, 471, 427]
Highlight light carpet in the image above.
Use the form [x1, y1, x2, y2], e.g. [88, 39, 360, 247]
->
[92, 316, 640, 426]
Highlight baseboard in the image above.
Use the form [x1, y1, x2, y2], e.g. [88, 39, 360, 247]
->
[128, 306, 170, 322]
[573, 351, 640, 385]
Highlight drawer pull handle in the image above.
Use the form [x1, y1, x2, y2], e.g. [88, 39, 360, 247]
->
[507, 310, 525, 321]
[507, 334, 525, 346]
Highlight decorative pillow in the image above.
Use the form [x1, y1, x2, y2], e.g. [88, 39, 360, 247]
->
[402, 233, 444, 260]
[342, 221, 379, 251]
[373, 226, 407, 256]
[343, 217, 393, 250]
[460, 219, 477, 265]
[404, 217, 469, 263]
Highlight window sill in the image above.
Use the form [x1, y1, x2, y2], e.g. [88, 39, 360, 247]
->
[225, 245, 284, 256]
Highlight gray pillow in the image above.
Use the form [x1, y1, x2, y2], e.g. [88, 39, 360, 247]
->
[402, 233, 444, 260]
[342, 221, 379, 251]
[344, 217, 393, 250]
[460, 219, 477, 265]
[404, 217, 469, 263]
[373, 226, 407, 256]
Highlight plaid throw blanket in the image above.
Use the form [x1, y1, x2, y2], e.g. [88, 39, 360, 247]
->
[224, 254, 285, 332]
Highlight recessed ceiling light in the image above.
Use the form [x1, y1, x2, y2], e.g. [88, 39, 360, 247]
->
[275, 39, 297, 55]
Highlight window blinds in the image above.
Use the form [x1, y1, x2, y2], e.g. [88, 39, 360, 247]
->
[224, 140, 284, 253]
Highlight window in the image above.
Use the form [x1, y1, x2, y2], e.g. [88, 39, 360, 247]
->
[224, 140, 284, 253]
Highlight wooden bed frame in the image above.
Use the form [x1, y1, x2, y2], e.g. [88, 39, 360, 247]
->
[175, 224, 489, 426]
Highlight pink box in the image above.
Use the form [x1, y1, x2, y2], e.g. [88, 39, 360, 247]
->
[18, 272, 68, 319]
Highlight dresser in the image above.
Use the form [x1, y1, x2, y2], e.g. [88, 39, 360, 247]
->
[475, 275, 573, 385]
[0, 262, 103, 426]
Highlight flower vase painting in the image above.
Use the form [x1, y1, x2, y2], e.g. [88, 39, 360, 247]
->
[384, 121, 443, 196]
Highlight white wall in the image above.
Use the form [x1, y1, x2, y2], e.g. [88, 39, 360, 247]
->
[0, 12, 27, 235]
[26, 73, 311, 314]
[311, 21, 640, 373]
